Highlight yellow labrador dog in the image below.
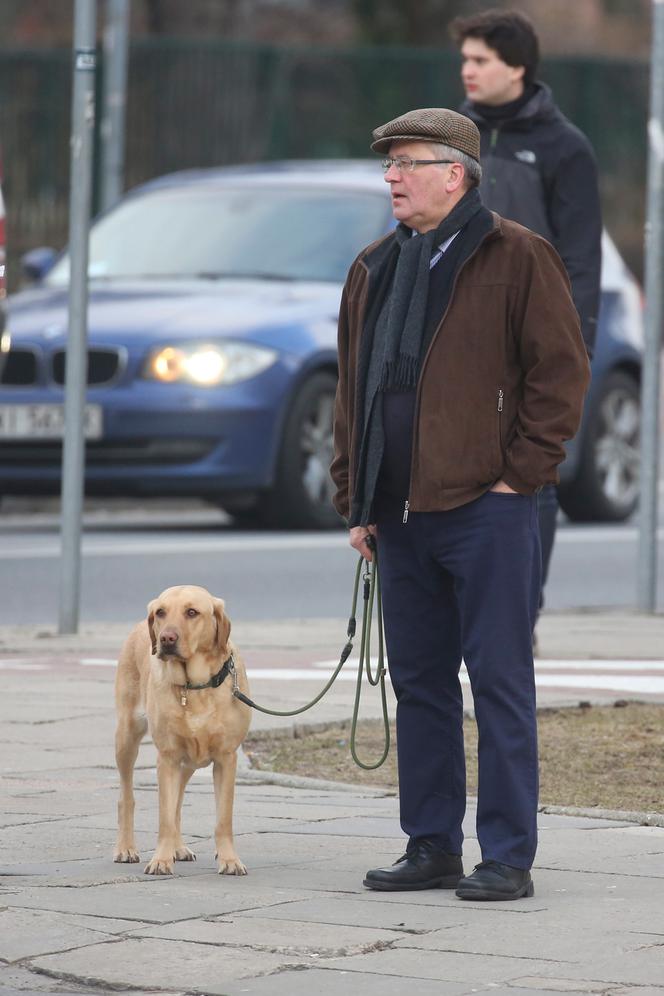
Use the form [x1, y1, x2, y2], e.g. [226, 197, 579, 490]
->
[113, 584, 251, 876]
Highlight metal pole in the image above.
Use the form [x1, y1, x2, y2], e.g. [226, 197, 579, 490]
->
[637, 0, 664, 612]
[59, 0, 97, 634]
[100, 0, 130, 212]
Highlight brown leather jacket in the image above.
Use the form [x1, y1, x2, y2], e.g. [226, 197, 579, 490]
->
[331, 213, 591, 522]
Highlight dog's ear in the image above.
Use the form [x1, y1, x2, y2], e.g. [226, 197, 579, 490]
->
[213, 598, 231, 654]
[147, 599, 158, 656]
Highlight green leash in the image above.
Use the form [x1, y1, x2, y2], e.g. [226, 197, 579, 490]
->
[232, 539, 391, 770]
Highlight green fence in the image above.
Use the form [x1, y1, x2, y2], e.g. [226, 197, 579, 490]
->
[0, 39, 648, 288]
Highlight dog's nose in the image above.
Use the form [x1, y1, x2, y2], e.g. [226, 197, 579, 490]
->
[160, 629, 179, 646]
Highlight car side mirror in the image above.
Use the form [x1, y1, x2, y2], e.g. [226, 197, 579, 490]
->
[21, 247, 58, 284]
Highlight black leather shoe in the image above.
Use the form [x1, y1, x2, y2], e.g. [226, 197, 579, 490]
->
[363, 840, 463, 891]
[455, 860, 534, 900]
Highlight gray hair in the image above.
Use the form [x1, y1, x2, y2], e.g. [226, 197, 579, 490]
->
[428, 142, 482, 188]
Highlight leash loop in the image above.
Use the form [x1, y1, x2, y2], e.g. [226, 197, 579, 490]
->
[234, 538, 390, 770]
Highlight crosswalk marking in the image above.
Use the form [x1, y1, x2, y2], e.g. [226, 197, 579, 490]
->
[2, 656, 664, 694]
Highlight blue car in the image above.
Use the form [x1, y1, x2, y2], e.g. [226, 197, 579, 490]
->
[557, 231, 642, 522]
[1, 161, 642, 526]
[0, 162, 7, 373]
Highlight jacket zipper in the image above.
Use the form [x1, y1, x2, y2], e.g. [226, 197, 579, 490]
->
[487, 127, 500, 203]
[498, 388, 504, 412]
[402, 225, 500, 525]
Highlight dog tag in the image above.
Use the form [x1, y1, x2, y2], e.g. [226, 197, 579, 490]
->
[180, 688, 188, 707]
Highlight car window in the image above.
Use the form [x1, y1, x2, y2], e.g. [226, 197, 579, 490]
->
[47, 184, 389, 286]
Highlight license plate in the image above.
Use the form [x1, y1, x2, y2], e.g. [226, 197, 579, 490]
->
[0, 404, 103, 440]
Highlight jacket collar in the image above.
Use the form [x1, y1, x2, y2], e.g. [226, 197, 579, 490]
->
[461, 82, 559, 130]
[361, 212, 502, 277]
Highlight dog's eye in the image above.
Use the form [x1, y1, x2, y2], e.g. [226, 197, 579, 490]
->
[186, 608, 199, 618]
[155, 608, 166, 618]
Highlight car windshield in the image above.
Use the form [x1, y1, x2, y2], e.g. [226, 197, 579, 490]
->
[46, 183, 389, 286]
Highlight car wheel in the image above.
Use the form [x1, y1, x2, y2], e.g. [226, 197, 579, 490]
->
[265, 370, 342, 529]
[558, 370, 640, 523]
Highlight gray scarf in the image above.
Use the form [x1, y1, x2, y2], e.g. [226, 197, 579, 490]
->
[370, 187, 483, 395]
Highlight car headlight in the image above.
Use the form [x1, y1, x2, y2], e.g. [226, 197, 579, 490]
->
[145, 342, 278, 386]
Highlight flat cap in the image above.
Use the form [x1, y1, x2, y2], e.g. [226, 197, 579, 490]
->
[371, 107, 480, 163]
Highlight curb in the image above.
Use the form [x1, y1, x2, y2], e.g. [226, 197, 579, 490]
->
[241, 733, 664, 827]
[240, 764, 664, 826]
[538, 803, 664, 827]
[237, 767, 395, 795]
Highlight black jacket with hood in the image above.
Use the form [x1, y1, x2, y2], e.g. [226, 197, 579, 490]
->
[461, 82, 602, 356]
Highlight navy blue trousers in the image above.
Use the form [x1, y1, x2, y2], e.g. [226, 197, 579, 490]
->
[537, 483, 559, 608]
[375, 490, 542, 869]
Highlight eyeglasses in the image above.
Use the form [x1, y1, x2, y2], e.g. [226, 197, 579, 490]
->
[381, 156, 456, 173]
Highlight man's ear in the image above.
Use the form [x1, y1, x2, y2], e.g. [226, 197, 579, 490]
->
[511, 63, 526, 86]
[147, 600, 158, 655]
[447, 162, 466, 193]
[213, 598, 231, 653]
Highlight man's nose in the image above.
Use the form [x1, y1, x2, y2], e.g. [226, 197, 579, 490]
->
[160, 628, 179, 646]
[384, 163, 400, 182]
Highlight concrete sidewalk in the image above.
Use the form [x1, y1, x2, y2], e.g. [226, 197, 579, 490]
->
[1, 611, 664, 996]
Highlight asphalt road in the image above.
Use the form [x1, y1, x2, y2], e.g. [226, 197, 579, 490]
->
[1, 497, 663, 626]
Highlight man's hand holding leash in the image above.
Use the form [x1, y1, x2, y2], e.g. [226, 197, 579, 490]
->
[350, 525, 377, 561]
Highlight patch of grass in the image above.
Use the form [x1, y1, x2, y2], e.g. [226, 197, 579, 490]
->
[244, 702, 664, 814]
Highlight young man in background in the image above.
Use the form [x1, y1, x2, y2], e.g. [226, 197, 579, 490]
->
[450, 8, 602, 612]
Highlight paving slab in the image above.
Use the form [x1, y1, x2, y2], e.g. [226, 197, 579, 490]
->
[536, 824, 664, 876]
[535, 814, 635, 830]
[0, 908, 130, 962]
[391, 918, 651, 963]
[0, 814, 87, 831]
[218, 967, 473, 995]
[527, 948, 664, 988]
[345, 883, 547, 912]
[229, 894, 465, 932]
[232, 791, 398, 815]
[535, 611, 664, 661]
[217, 858, 370, 894]
[0, 963, 144, 996]
[275, 815, 403, 837]
[29, 937, 292, 992]
[321, 946, 559, 984]
[0, 825, 118, 864]
[608, 989, 664, 996]
[129, 913, 403, 956]
[489, 984, 630, 995]
[6, 879, 318, 924]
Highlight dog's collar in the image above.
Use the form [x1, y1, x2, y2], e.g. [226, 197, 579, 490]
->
[184, 652, 235, 692]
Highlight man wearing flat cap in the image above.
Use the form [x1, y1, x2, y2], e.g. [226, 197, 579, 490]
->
[331, 107, 590, 900]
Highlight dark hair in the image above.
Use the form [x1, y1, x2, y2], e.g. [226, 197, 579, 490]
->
[449, 8, 539, 87]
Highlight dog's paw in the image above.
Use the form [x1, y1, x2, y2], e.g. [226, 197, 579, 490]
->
[144, 856, 174, 875]
[217, 856, 247, 876]
[174, 845, 197, 862]
[114, 847, 140, 863]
